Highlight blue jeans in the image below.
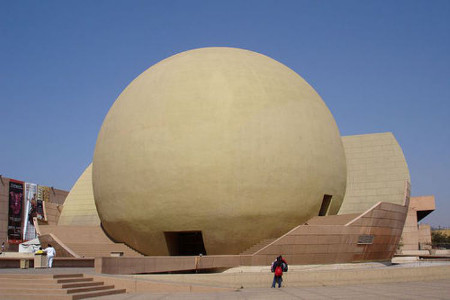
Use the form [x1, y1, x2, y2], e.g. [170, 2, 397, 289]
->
[272, 276, 282, 288]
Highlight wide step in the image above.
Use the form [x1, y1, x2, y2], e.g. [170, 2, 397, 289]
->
[0, 288, 69, 294]
[72, 288, 127, 299]
[57, 278, 94, 284]
[62, 282, 105, 289]
[240, 238, 276, 255]
[67, 285, 115, 294]
[0, 274, 126, 300]
[0, 294, 72, 300]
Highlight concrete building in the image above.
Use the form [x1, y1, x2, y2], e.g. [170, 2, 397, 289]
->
[0, 48, 437, 273]
[0, 176, 67, 251]
[401, 195, 435, 252]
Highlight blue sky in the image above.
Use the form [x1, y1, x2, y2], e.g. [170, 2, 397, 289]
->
[1, 1, 449, 226]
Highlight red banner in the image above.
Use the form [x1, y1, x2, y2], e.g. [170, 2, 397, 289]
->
[8, 179, 24, 244]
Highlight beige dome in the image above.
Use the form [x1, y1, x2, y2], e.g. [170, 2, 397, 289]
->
[93, 47, 347, 255]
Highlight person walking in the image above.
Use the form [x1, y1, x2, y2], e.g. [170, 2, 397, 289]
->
[44, 244, 56, 268]
[271, 255, 288, 288]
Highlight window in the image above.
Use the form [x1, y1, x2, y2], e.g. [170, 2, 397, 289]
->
[319, 194, 332, 216]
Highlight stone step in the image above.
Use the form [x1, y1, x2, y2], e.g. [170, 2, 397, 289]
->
[0, 277, 94, 286]
[0, 278, 60, 284]
[57, 278, 94, 284]
[53, 274, 84, 279]
[0, 283, 62, 289]
[71, 288, 127, 300]
[0, 281, 103, 289]
[0, 284, 114, 295]
[0, 288, 69, 294]
[61, 282, 105, 289]
[240, 238, 276, 255]
[0, 273, 126, 300]
[0, 273, 83, 280]
[66, 285, 115, 294]
[0, 274, 55, 279]
[0, 294, 72, 300]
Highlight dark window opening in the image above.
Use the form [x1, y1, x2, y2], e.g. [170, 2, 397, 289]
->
[319, 194, 332, 216]
[357, 234, 374, 244]
[164, 231, 207, 256]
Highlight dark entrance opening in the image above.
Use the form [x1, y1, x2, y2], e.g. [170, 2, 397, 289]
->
[318, 194, 332, 216]
[164, 231, 207, 256]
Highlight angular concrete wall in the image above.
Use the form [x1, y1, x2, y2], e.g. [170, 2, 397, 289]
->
[250, 200, 408, 266]
[58, 164, 100, 226]
[418, 224, 432, 249]
[95, 193, 410, 274]
[37, 224, 142, 258]
[401, 195, 435, 251]
[340, 132, 410, 214]
[44, 202, 63, 225]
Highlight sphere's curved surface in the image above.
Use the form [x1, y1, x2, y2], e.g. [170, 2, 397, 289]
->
[93, 47, 347, 255]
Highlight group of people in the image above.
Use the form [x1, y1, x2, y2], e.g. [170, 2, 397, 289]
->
[271, 255, 288, 288]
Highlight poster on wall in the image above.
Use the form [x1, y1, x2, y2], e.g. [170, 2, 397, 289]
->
[23, 183, 38, 241]
[36, 185, 45, 220]
[43, 185, 50, 202]
[36, 185, 50, 220]
[8, 180, 24, 244]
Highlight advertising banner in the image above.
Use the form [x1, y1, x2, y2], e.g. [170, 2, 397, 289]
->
[36, 185, 50, 220]
[8, 180, 24, 244]
[23, 183, 38, 241]
[36, 185, 45, 220]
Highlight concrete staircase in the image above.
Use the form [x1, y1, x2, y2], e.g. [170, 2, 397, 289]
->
[64, 242, 141, 258]
[240, 238, 276, 255]
[0, 273, 126, 299]
[37, 225, 143, 258]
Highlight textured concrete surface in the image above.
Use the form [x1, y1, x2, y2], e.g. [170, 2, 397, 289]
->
[94, 202, 408, 275]
[37, 225, 142, 257]
[401, 195, 435, 251]
[339, 132, 410, 215]
[58, 163, 100, 226]
[2, 263, 450, 299]
[132, 262, 450, 289]
[249, 201, 407, 265]
[93, 47, 347, 256]
[89, 279, 450, 299]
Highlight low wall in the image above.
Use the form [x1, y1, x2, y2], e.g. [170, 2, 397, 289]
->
[96, 201, 409, 275]
[95, 255, 251, 274]
[91, 274, 232, 293]
[250, 201, 408, 265]
[0, 257, 93, 268]
[137, 264, 450, 289]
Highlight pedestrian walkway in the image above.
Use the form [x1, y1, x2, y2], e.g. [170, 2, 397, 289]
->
[2, 262, 450, 299]
[89, 279, 450, 299]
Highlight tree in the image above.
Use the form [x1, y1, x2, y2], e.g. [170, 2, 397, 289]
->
[431, 231, 450, 249]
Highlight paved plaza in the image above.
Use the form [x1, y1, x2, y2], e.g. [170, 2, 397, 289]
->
[92, 279, 450, 299]
[1, 262, 450, 299]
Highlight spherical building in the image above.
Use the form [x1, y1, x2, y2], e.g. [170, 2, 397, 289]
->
[92, 47, 347, 256]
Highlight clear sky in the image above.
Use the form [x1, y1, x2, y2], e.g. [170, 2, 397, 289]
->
[1, 1, 449, 227]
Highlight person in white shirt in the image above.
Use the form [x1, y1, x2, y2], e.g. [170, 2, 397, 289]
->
[44, 244, 56, 268]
